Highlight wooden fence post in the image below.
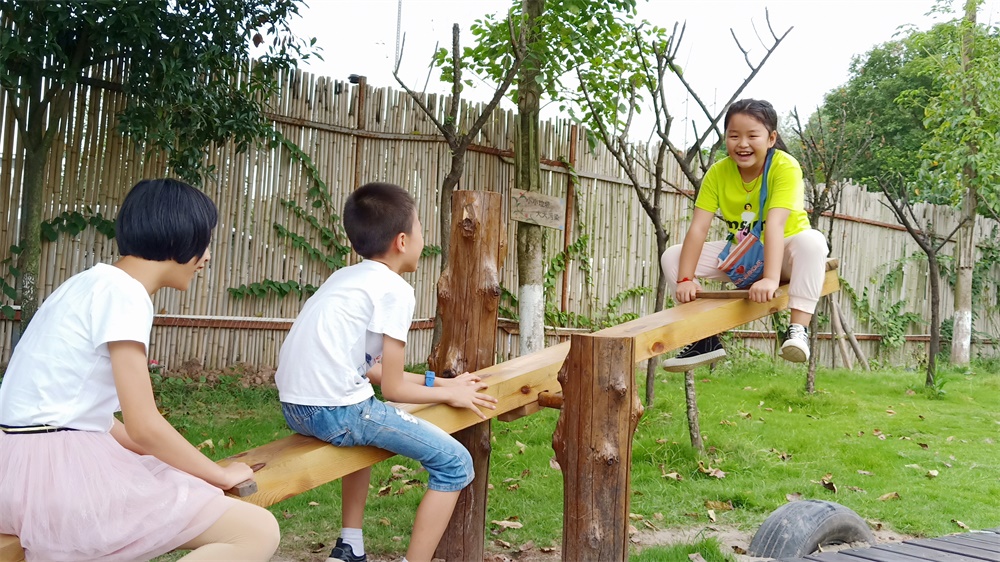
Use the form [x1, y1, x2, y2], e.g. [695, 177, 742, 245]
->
[553, 333, 643, 561]
[428, 190, 505, 561]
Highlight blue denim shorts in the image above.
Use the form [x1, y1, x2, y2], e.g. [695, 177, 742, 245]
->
[281, 397, 474, 492]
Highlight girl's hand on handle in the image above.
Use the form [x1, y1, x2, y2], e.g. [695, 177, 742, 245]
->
[445, 382, 498, 420]
[749, 278, 779, 303]
[216, 461, 255, 490]
[675, 279, 700, 303]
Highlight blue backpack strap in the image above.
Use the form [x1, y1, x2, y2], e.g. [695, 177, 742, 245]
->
[751, 148, 775, 237]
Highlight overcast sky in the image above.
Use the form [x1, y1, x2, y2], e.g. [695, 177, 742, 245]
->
[285, 0, 1000, 145]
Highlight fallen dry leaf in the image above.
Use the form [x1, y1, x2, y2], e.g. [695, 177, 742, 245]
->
[952, 520, 970, 530]
[308, 501, 320, 506]
[377, 485, 391, 497]
[628, 524, 638, 535]
[515, 441, 526, 454]
[705, 500, 734, 511]
[689, 554, 708, 562]
[847, 486, 866, 493]
[707, 509, 717, 522]
[491, 520, 524, 530]
[519, 540, 535, 552]
[926, 470, 939, 478]
[918, 443, 929, 449]
[858, 470, 874, 476]
[494, 539, 512, 549]
[642, 520, 658, 530]
[654, 512, 664, 520]
[732, 545, 748, 555]
[379, 517, 391, 526]
[283, 510, 294, 519]
[878, 492, 901, 501]
[549, 457, 561, 471]
[195, 438, 214, 450]
[887, 409, 896, 415]
[906, 389, 916, 395]
[663, 471, 682, 481]
[720, 419, 737, 426]
[391, 464, 411, 475]
[629, 513, 644, 521]
[786, 493, 803, 502]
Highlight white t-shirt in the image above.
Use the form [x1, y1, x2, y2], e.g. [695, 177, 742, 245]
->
[0, 263, 153, 432]
[275, 259, 415, 407]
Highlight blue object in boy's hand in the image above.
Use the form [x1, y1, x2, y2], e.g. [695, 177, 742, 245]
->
[424, 370, 435, 387]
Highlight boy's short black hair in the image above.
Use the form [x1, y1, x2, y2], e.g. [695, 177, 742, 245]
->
[115, 178, 218, 263]
[343, 182, 416, 259]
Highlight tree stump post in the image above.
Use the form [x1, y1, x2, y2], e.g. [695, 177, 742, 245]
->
[429, 190, 505, 562]
[553, 333, 643, 561]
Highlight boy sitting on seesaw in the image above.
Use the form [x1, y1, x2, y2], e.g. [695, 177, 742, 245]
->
[275, 182, 498, 562]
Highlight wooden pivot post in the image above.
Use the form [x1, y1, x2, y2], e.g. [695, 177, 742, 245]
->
[429, 190, 505, 561]
[553, 333, 643, 562]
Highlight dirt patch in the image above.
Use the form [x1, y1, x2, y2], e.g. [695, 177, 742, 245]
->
[272, 523, 913, 561]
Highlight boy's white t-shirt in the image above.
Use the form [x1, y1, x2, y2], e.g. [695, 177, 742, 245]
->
[0, 263, 153, 432]
[275, 259, 415, 407]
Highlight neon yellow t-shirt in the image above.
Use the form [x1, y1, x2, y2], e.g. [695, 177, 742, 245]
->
[695, 150, 811, 244]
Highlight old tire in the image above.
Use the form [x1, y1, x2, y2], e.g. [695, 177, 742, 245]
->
[748, 500, 876, 558]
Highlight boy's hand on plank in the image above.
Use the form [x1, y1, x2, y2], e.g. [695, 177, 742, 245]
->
[444, 380, 498, 420]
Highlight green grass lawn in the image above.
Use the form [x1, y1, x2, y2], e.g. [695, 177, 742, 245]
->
[150, 354, 1000, 561]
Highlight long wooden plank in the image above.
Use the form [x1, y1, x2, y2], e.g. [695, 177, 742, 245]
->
[218, 342, 568, 507]
[870, 542, 996, 562]
[904, 536, 1000, 559]
[600, 265, 840, 363]
[220, 262, 842, 507]
[0, 535, 23, 562]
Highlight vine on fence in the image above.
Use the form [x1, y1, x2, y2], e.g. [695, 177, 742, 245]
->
[228, 130, 346, 301]
[841, 256, 924, 351]
[1, 245, 21, 320]
[228, 129, 444, 302]
[41, 209, 116, 241]
[499, 234, 652, 329]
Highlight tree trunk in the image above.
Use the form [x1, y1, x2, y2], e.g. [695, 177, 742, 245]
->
[951, 0, 978, 367]
[805, 313, 819, 393]
[13, 133, 49, 342]
[951, 203, 975, 366]
[684, 369, 703, 451]
[927, 254, 942, 387]
[646, 230, 669, 406]
[829, 296, 853, 370]
[553, 333, 642, 562]
[428, 191, 504, 562]
[515, 0, 545, 357]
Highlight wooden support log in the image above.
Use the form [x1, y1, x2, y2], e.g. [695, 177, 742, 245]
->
[428, 190, 505, 562]
[553, 334, 642, 562]
[537, 390, 564, 409]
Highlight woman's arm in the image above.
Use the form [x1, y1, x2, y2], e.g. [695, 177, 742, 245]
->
[109, 340, 253, 489]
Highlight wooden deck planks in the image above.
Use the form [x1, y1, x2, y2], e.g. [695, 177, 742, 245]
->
[781, 531, 1000, 562]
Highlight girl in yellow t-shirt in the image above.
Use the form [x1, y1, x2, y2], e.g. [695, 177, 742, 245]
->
[660, 99, 829, 371]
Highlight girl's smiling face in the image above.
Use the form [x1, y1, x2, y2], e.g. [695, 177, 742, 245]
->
[725, 112, 777, 179]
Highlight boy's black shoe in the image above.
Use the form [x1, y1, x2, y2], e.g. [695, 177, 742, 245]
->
[327, 538, 366, 562]
[661, 335, 726, 372]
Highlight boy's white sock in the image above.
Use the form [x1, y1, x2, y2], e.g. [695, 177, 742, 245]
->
[341, 527, 365, 556]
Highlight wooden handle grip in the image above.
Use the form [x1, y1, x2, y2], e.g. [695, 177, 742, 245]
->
[697, 287, 784, 299]
[223, 462, 265, 497]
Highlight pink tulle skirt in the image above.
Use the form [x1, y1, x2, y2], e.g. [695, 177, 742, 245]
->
[0, 429, 231, 561]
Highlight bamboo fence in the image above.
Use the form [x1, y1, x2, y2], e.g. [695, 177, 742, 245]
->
[0, 68, 997, 371]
